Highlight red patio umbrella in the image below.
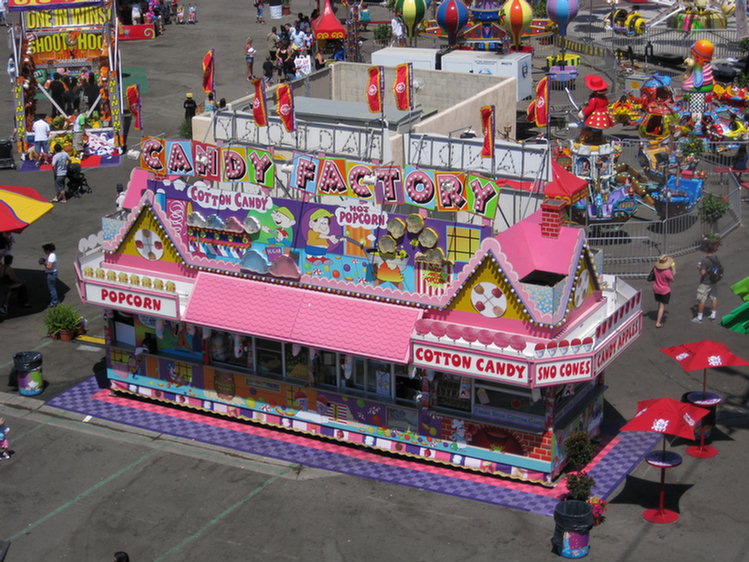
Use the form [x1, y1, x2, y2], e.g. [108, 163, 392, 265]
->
[0, 185, 54, 233]
[661, 340, 749, 395]
[621, 397, 709, 524]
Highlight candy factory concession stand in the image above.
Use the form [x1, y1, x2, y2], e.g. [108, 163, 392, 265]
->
[76, 174, 641, 484]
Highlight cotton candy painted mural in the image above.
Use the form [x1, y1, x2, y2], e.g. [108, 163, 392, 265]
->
[155, 179, 491, 293]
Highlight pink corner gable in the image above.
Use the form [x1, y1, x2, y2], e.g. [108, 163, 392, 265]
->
[121, 168, 150, 210]
[183, 272, 423, 363]
[437, 211, 585, 326]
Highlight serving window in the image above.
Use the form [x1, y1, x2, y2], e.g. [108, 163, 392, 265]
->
[474, 380, 545, 417]
[432, 372, 472, 412]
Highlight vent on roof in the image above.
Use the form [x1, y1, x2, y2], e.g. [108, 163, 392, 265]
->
[520, 270, 566, 286]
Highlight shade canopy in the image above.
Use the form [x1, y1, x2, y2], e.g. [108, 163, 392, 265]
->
[544, 160, 589, 205]
[661, 340, 749, 372]
[620, 397, 708, 441]
[0, 185, 53, 233]
[312, 0, 346, 40]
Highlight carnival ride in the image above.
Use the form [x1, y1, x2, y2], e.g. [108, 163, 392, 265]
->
[604, 0, 732, 35]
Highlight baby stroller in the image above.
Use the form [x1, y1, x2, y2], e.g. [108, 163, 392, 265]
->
[66, 163, 92, 198]
[187, 4, 197, 23]
[176, 5, 185, 23]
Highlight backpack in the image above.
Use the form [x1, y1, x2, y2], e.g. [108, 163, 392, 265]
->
[709, 260, 724, 283]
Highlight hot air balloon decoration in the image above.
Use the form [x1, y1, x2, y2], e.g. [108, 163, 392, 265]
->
[395, 0, 429, 40]
[437, 0, 469, 46]
[546, 0, 579, 37]
[500, 0, 532, 51]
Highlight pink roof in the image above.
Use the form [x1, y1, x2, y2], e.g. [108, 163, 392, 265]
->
[183, 272, 422, 363]
[494, 210, 583, 280]
[122, 168, 150, 210]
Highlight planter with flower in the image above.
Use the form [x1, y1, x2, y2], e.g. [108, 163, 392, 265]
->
[587, 496, 607, 526]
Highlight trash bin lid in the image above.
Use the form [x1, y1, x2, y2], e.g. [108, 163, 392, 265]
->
[13, 351, 43, 369]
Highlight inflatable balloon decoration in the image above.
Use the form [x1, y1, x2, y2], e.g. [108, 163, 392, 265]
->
[395, 0, 429, 39]
[437, 0, 469, 46]
[500, 0, 532, 50]
[546, 0, 579, 37]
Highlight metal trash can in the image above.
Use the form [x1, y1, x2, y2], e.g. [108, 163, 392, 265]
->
[551, 500, 594, 558]
[13, 351, 44, 396]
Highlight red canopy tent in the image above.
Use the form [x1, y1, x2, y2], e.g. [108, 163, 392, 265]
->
[544, 160, 589, 205]
[312, 0, 346, 41]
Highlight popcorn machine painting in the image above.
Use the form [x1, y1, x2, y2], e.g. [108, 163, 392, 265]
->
[76, 175, 642, 484]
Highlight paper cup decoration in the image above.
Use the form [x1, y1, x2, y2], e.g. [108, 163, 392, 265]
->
[546, 0, 579, 37]
[387, 217, 406, 239]
[395, 0, 428, 38]
[406, 212, 425, 233]
[501, 0, 532, 50]
[437, 0, 469, 46]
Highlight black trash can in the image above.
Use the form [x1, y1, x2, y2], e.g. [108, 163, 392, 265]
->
[13, 351, 44, 396]
[551, 499, 594, 558]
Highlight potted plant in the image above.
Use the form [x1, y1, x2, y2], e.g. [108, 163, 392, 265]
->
[373, 24, 392, 46]
[698, 192, 729, 225]
[701, 232, 721, 252]
[564, 430, 595, 469]
[587, 496, 608, 526]
[42, 303, 82, 341]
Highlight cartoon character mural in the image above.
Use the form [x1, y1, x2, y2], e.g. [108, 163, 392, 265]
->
[304, 209, 341, 264]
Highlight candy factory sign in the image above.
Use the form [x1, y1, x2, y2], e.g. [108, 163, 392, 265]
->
[140, 138, 508, 220]
[412, 343, 529, 385]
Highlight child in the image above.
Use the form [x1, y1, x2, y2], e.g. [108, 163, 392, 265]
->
[0, 417, 10, 460]
[245, 37, 257, 81]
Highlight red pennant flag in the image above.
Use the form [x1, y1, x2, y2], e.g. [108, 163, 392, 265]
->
[276, 83, 295, 132]
[252, 79, 268, 127]
[126, 84, 142, 131]
[202, 49, 215, 94]
[393, 63, 413, 111]
[367, 66, 384, 113]
[526, 77, 548, 127]
[480, 105, 495, 158]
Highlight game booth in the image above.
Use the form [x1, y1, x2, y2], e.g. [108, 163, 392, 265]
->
[75, 140, 642, 484]
[9, 0, 123, 162]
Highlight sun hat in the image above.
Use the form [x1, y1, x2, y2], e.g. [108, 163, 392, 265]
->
[655, 254, 674, 270]
[186, 92, 193, 98]
[584, 74, 609, 92]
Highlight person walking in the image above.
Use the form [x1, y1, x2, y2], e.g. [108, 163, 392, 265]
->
[245, 37, 256, 81]
[51, 144, 70, 203]
[652, 254, 675, 328]
[254, 0, 265, 24]
[692, 244, 722, 323]
[39, 243, 58, 307]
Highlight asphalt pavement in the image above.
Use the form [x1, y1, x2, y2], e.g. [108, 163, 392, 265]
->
[1, 2, 749, 561]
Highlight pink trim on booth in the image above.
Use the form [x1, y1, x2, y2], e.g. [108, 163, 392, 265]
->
[183, 272, 423, 363]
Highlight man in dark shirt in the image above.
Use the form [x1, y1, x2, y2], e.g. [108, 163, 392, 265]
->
[49, 73, 66, 117]
[183, 92, 197, 120]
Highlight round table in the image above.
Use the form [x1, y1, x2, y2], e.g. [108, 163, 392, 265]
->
[643, 450, 682, 524]
[686, 391, 722, 458]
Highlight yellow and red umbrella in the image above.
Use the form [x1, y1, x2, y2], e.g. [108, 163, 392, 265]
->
[0, 185, 54, 233]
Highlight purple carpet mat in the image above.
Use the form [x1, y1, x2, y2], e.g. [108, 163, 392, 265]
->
[46, 377, 660, 516]
[19, 154, 121, 172]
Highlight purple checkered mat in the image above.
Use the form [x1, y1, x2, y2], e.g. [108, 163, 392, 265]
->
[47, 377, 659, 516]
